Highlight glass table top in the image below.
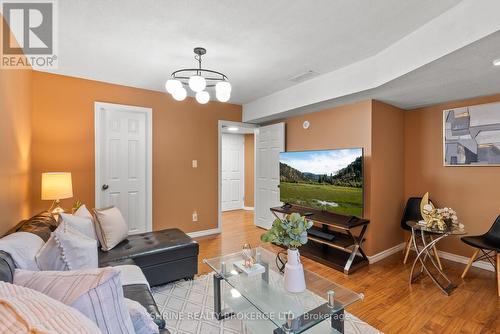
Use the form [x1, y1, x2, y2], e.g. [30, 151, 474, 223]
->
[407, 220, 466, 235]
[203, 246, 363, 333]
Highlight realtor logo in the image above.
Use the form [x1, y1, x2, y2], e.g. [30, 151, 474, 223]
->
[1, 0, 57, 69]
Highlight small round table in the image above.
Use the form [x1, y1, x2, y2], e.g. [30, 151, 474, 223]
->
[407, 220, 466, 295]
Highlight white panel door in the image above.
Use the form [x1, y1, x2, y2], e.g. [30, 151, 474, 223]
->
[221, 133, 244, 211]
[96, 104, 149, 234]
[255, 123, 285, 229]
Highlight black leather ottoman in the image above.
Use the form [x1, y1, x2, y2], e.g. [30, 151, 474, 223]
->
[99, 228, 199, 286]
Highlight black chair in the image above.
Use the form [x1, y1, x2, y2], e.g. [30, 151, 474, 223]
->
[401, 197, 442, 268]
[461, 215, 500, 296]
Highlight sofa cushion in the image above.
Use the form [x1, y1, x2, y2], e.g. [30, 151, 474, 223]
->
[99, 228, 198, 267]
[14, 267, 135, 334]
[5, 211, 58, 242]
[0, 281, 101, 334]
[115, 264, 150, 288]
[0, 232, 44, 270]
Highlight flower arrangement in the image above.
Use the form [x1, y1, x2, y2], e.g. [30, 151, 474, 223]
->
[420, 192, 463, 231]
[260, 213, 313, 249]
[422, 205, 461, 231]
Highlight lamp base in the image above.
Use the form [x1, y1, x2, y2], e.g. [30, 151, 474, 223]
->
[49, 200, 65, 222]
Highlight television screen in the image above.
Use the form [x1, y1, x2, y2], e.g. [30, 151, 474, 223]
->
[279, 148, 363, 217]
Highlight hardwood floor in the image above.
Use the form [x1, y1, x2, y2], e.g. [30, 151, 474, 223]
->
[194, 210, 500, 334]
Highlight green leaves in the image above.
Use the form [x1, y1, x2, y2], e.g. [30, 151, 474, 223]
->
[260, 213, 313, 248]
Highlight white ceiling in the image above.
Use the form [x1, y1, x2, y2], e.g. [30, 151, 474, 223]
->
[41, 0, 462, 104]
[246, 30, 500, 123]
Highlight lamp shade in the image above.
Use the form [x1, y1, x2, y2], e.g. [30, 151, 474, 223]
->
[41, 172, 73, 200]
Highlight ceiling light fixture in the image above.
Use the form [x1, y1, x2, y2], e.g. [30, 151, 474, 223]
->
[227, 127, 239, 132]
[493, 58, 500, 67]
[166, 47, 231, 103]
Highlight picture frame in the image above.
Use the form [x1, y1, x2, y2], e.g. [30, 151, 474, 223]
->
[443, 101, 500, 166]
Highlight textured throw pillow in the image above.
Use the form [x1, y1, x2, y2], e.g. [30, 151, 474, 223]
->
[124, 297, 160, 334]
[14, 267, 135, 334]
[0, 281, 101, 334]
[60, 211, 98, 241]
[36, 224, 98, 271]
[0, 232, 44, 270]
[93, 206, 129, 251]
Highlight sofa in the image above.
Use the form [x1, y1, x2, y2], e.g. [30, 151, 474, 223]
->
[1, 211, 200, 334]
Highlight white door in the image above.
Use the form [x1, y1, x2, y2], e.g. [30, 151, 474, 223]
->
[95, 102, 152, 234]
[255, 123, 285, 229]
[221, 133, 244, 211]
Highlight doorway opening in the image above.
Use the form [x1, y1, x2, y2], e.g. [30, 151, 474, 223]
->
[218, 120, 285, 234]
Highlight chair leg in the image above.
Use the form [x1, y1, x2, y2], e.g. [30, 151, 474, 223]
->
[403, 234, 412, 264]
[496, 252, 499, 297]
[432, 245, 443, 270]
[429, 235, 443, 270]
[461, 249, 480, 279]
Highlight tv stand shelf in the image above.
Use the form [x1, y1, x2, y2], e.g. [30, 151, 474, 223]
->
[270, 205, 370, 274]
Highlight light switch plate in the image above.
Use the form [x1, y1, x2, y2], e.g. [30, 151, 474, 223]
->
[192, 160, 198, 168]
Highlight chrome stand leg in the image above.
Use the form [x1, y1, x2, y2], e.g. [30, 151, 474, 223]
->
[409, 230, 456, 295]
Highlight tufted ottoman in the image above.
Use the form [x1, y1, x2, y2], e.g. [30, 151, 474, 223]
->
[98, 228, 199, 286]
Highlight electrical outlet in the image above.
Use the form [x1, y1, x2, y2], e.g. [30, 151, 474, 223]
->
[192, 160, 198, 168]
[192, 211, 198, 222]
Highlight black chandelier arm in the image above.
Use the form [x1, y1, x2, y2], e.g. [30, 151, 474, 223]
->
[171, 68, 228, 81]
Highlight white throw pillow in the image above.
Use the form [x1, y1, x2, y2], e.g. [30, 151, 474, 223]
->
[0, 232, 44, 270]
[0, 281, 101, 334]
[35, 231, 67, 271]
[36, 224, 98, 271]
[60, 211, 98, 241]
[14, 267, 135, 334]
[93, 206, 129, 251]
[124, 297, 160, 334]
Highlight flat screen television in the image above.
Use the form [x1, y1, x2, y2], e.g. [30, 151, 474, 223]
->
[279, 148, 363, 217]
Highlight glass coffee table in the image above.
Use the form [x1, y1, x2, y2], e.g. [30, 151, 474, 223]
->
[203, 246, 364, 334]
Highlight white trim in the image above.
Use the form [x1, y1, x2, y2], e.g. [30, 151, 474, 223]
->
[94, 102, 153, 233]
[437, 249, 495, 272]
[368, 242, 495, 273]
[368, 243, 406, 264]
[218, 121, 259, 231]
[243, 206, 254, 211]
[187, 228, 221, 238]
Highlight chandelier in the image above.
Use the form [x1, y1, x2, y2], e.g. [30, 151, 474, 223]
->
[165, 47, 231, 104]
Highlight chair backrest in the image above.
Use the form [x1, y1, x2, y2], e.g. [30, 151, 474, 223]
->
[485, 215, 500, 246]
[401, 197, 424, 230]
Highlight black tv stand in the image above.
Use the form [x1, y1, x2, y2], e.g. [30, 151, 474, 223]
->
[270, 204, 370, 274]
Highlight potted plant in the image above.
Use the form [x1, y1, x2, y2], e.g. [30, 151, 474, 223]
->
[261, 213, 313, 293]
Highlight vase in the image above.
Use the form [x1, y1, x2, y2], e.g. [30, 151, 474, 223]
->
[284, 248, 306, 293]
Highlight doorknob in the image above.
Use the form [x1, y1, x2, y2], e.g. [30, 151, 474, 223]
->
[102, 184, 109, 190]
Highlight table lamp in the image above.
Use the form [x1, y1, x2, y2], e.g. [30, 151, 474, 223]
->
[41, 172, 73, 215]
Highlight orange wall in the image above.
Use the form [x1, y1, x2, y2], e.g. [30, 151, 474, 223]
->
[30, 71, 241, 233]
[0, 17, 32, 235]
[244, 134, 254, 208]
[371, 101, 405, 254]
[281, 100, 378, 254]
[405, 93, 500, 257]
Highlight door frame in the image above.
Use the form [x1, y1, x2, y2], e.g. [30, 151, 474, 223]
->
[94, 101, 153, 233]
[216, 120, 259, 235]
[221, 132, 245, 212]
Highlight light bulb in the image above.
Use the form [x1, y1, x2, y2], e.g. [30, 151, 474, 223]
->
[195, 91, 210, 104]
[216, 81, 232, 102]
[189, 75, 206, 92]
[165, 79, 182, 94]
[172, 87, 187, 101]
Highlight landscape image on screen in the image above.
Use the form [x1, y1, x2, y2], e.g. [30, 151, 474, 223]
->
[279, 148, 363, 217]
